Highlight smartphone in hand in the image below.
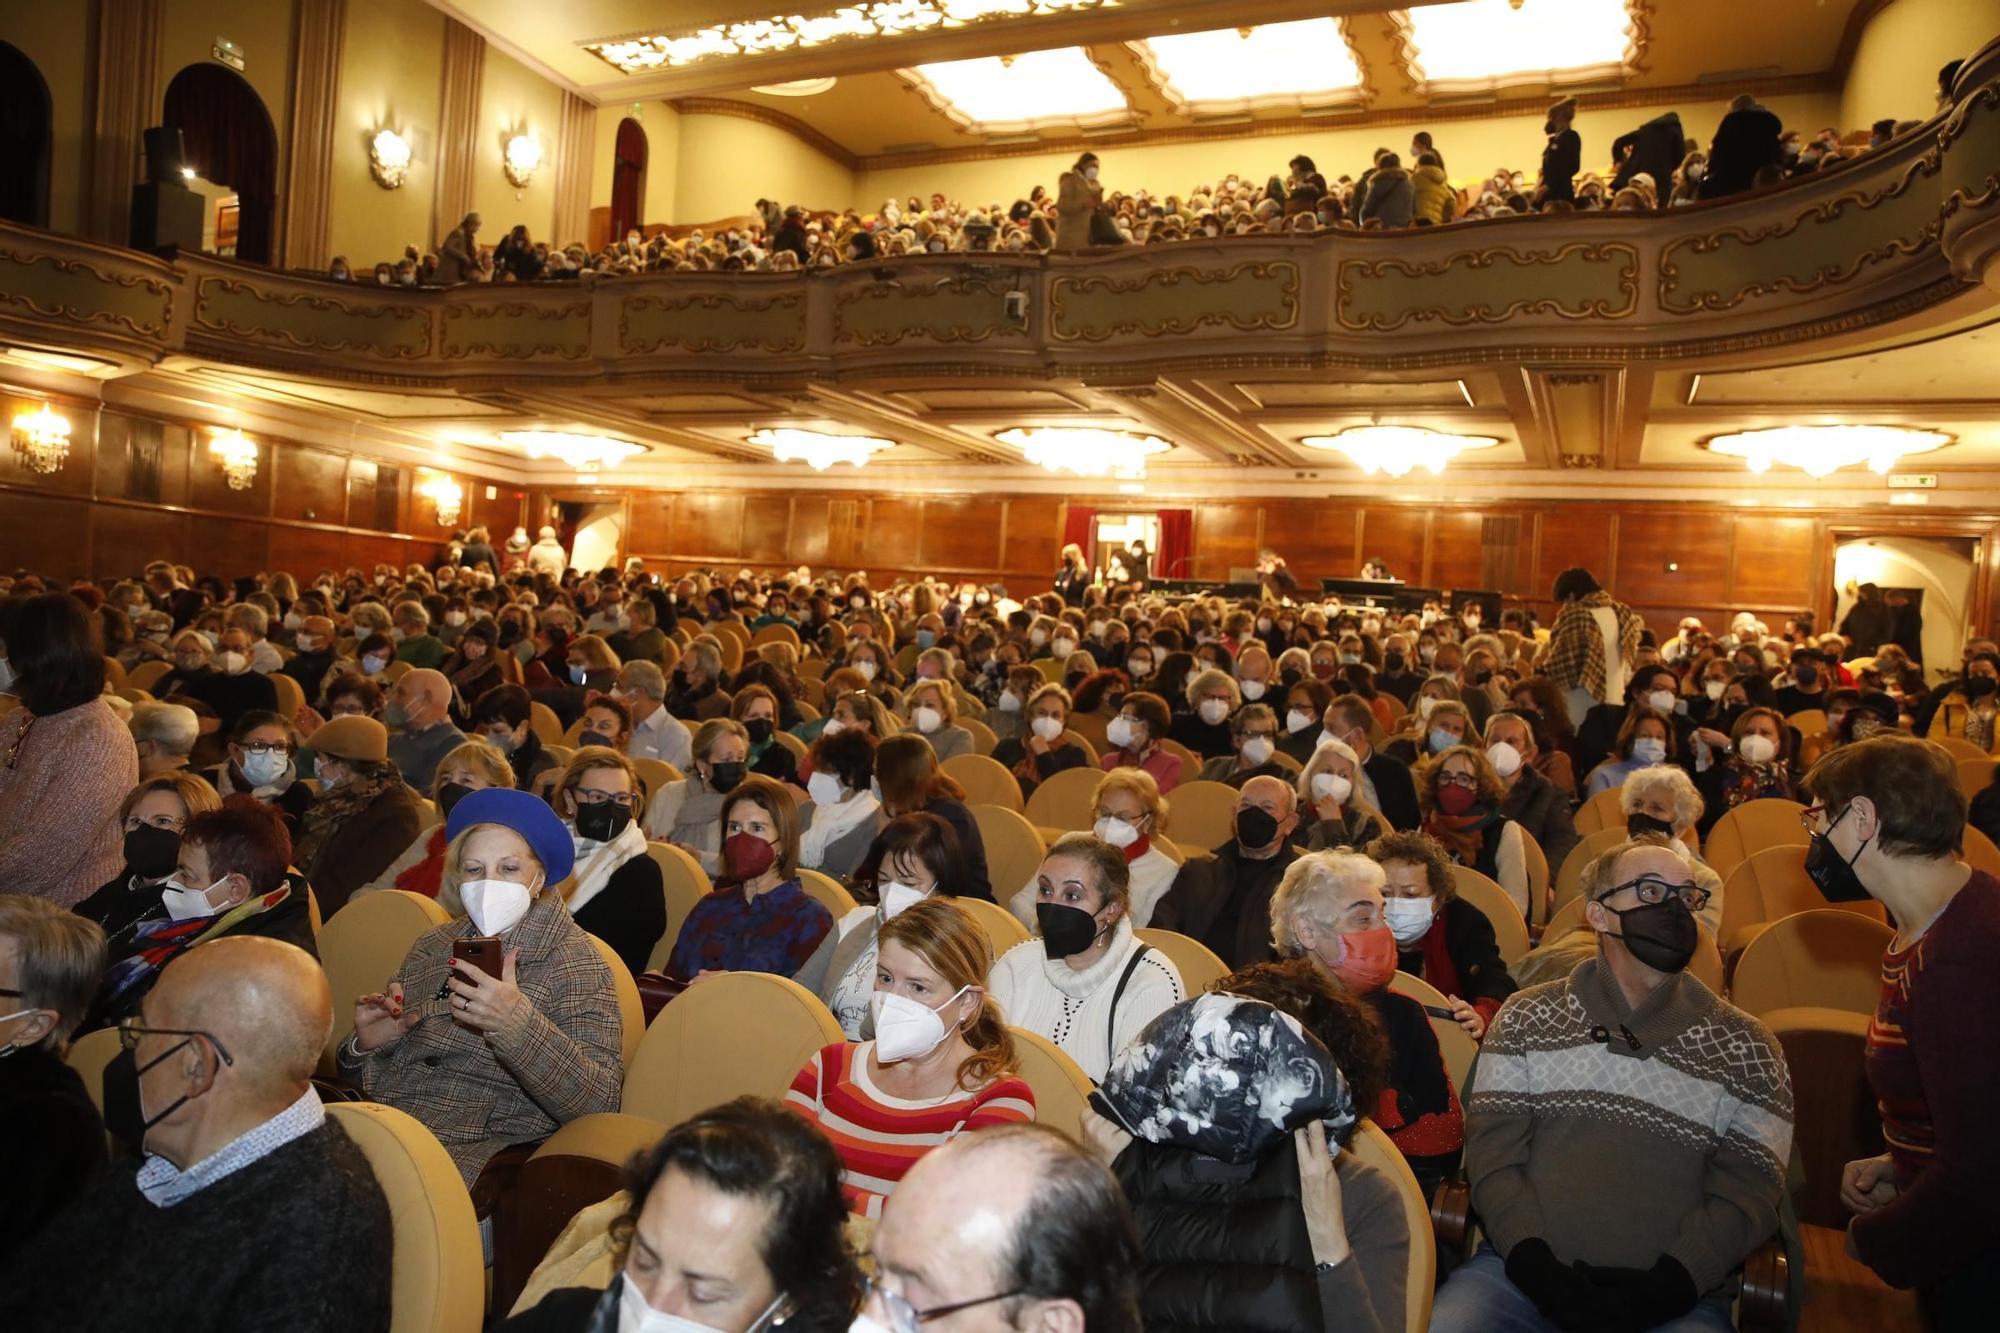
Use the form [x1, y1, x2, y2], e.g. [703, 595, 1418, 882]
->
[452, 935, 503, 979]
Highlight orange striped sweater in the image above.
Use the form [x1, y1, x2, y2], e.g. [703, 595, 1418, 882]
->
[785, 1042, 1035, 1219]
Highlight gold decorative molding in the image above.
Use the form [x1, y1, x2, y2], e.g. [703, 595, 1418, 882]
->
[1049, 261, 1300, 343]
[0, 247, 176, 339]
[440, 300, 592, 359]
[192, 276, 433, 358]
[618, 290, 806, 355]
[1123, 15, 1375, 120]
[1336, 243, 1639, 332]
[834, 275, 1031, 347]
[667, 97, 861, 170]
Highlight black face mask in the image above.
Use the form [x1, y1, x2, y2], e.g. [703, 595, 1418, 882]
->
[1037, 901, 1106, 961]
[1235, 805, 1280, 850]
[1472, 669, 1494, 686]
[575, 802, 633, 843]
[124, 824, 182, 880]
[102, 1040, 201, 1150]
[1599, 898, 1697, 972]
[1794, 663, 1819, 688]
[744, 718, 775, 745]
[1965, 676, 1997, 701]
[1626, 812, 1676, 838]
[1384, 651, 1406, 672]
[1805, 804, 1874, 903]
[437, 782, 474, 819]
[709, 761, 746, 793]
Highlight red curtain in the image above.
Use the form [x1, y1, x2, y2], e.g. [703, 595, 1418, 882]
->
[1062, 505, 1097, 565]
[1156, 509, 1193, 580]
[163, 64, 277, 264]
[610, 117, 647, 239]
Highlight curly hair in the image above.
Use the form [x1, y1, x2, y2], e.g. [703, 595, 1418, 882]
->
[1414, 744, 1507, 815]
[1070, 668, 1129, 714]
[1364, 829, 1458, 903]
[1216, 959, 1390, 1119]
[610, 1097, 859, 1333]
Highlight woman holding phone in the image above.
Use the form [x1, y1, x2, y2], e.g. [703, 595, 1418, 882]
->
[336, 787, 625, 1189]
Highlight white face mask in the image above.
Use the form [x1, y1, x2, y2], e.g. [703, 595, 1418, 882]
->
[806, 770, 845, 808]
[446, 611, 466, 627]
[1198, 698, 1231, 726]
[1286, 708, 1317, 735]
[1384, 895, 1436, 946]
[876, 881, 930, 921]
[1127, 658, 1153, 679]
[161, 874, 233, 922]
[618, 1273, 785, 1333]
[1705, 679, 1727, 702]
[1241, 735, 1275, 766]
[0, 655, 17, 693]
[820, 716, 846, 737]
[853, 659, 878, 682]
[1485, 741, 1523, 779]
[1240, 680, 1267, 701]
[1051, 637, 1076, 658]
[362, 655, 388, 676]
[997, 690, 1023, 713]
[870, 984, 969, 1063]
[1631, 736, 1668, 765]
[1646, 689, 1676, 715]
[1417, 696, 1438, 719]
[459, 878, 536, 935]
[218, 651, 248, 675]
[1030, 715, 1064, 743]
[295, 634, 320, 652]
[1093, 815, 1141, 848]
[1310, 772, 1352, 805]
[1737, 733, 1778, 765]
[1106, 716, 1139, 749]
[912, 706, 943, 734]
[1029, 629, 1048, 647]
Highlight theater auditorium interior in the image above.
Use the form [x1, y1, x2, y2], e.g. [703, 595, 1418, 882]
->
[2, 1, 1999, 1330]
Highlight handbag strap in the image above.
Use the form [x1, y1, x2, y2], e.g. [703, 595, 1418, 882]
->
[1106, 943, 1152, 1070]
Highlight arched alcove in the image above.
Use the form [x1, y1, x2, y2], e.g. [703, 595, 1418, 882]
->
[163, 62, 278, 263]
[0, 42, 52, 227]
[610, 117, 647, 240]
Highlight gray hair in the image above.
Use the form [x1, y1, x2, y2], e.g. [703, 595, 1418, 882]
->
[225, 603, 268, 637]
[394, 602, 431, 630]
[1619, 765, 1704, 832]
[1184, 667, 1242, 712]
[0, 895, 107, 1049]
[348, 602, 392, 634]
[130, 702, 198, 758]
[684, 640, 723, 677]
[1269, 849, 1385, 955]
[1579, 833, 1722, 904]
[619, 660, 667, 701]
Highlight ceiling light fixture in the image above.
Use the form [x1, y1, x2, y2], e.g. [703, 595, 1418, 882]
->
[500, 430, 645, 472]
[10, 404, 71, 474]
[1131, 20, 1365, 113]
[584, 1, 1111, 74]
[1703, 425, 1952, 478]
[208, 428, 259, 490]
[503, 133, 542, 187]
[1398, 0, 1640, 92]
[901, 47, 1129, 132]
[418, 473, 464, 526]
[750, 428, 894, 469]
[370, 129, 412, 189]
[1299, 425, 1500, 477]
[751, 77, 838, 96]
[998, 427, 1171, 480]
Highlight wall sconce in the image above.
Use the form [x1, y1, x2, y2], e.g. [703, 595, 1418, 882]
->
[370, 128, 412, 189]
[418, 474, 464, 526]
[10, 404, 71, 474]
[503, 133, 541, 187]
[209, 428, 258, 490]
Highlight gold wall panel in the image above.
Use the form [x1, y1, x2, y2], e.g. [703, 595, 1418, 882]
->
[1048, 261, 1300, 343]
[1335, 243, 1639, 332]
[441, 300, 592, 360]
[835, 276, 1029, 347]
[618, 291, 806, 354]
[192, 276, 433, 358]
[0, 246, 175, 339]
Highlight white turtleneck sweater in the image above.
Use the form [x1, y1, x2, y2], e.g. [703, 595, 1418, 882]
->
[987, 917, 1184, 1081]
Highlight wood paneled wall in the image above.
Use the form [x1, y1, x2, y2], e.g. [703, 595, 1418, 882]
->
[0, 385, 525, 582]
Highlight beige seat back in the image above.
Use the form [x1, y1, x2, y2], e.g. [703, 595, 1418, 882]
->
[319, 890, 451, 1063]
[1573, 787, 1624, 838]
[951, 895, 1033, 958]
[1162, 780, 1240, 851]
[1023, 766, 1102, 835]
[621, 972, 842, 1125]
[1134, 928, 1226, 995]
[326, 1101, 485, 1333]
[798, 868, 859, 919]
[1956, 755, 1996, 803]
[268, 670, 305, 720]
[1934, 735, 1992, 762]
[632, 758, 682, 804]
[971, 804, 1048, 904]
[1760, 1006, 1880, 1229]
[1731, 909, 1894, 1019]
[127, 659, 171, 693]
[1009, 1027, 1095, 1136]
[1449, 866, 1531, 965]
[942, 753, 1024, 814]
[529, 702, 564, 746]
[1703, 798, 1809, 880]
[646, 842, 713, 974]
[1348, 1119, 1438, 1333]
[960, 717, 999, 756]
[1389, 970, 1478, 1093]
[64, 1026, 123, 1124]
[1962, 824, 2000, 877]
[581, 931, 646, 1068]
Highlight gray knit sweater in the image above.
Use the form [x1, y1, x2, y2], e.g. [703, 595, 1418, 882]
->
[1465, 958, 1793, 1298]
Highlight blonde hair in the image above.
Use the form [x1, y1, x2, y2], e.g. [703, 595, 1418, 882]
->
[554, 745, 642, 818]
[692, 717, 750, 766]
[119, 770, 223, 824]
[879, 898, 1018, 1091]
[905, 677, 957, 725]
[431, 740, 512, 804]
[569, 633, 621, 672]
[0, 896, 106, 1050]
[1094, 767, 1167, 834]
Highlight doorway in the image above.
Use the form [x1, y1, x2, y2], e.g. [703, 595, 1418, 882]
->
[0, 42, 51, 227]
[163, 63, 277, 263]
[1831, 535, 1977, 682]
[554, 497, 627, 575]
[610, 118, 647, 241]
[1095, 513, 1158, 581]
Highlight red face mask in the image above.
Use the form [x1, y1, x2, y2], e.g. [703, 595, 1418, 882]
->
[1328, 925, 1398, 993]
[723, 831, 776, 879]
[1436, 783, 1478, 816]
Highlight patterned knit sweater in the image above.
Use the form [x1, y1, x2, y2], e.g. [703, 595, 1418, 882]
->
[1466, 958, 1793, 1298]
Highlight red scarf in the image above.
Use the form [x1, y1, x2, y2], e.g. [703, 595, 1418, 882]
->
[394, 825, 450, 898]
[1124, 835, 1151, 863]
[1423, 806, 1497, 866]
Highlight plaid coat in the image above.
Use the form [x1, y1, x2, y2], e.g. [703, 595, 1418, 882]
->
[1541, 591, 1642, 701]
[337, 891, 624, 1186]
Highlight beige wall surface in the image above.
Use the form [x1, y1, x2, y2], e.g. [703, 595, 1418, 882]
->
[589, 101, 680, 227]
[330, 0, 446, 264]
[158, 0, 296, 171]
[0, 4, 92, 234]
[1840, 0, 2000, 130]
[673, 111, 855, 223]
[470, 45, 564, 246]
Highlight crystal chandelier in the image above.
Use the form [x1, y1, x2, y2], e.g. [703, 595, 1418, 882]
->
[418, 474, 464, 526]
[998, 427, 1171, 480]
[1703, 425, 1951, 478]
[10, 404, 71, 474]
[500, 430, 645, 473]
[749, 428, 894, 469]
[1299, 425, 1499, 477]
[209, 428, 259, 489]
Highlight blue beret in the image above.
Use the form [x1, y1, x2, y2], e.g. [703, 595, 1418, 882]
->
[444, 787, 575, 883]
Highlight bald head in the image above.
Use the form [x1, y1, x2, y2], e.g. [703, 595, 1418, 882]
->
[396, 668, 451, 726]
[1240, 774, 1296, 818]
[154, 936, 330, 1094]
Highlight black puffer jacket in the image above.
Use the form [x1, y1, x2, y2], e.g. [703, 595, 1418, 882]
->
[1098, 992, 1357, 1333]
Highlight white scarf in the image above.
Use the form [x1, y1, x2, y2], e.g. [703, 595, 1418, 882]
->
[800, 789, 881, 867]
[563, 819, 649, 916]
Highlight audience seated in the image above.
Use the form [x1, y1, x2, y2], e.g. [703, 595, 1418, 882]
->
[646, 716, 751, 876]
[1100, 689, 1185, 793]
[295, 716, 425, 917]
[386, 668, 465, 790]
[1322, 694, 1420, 831]
[359, 739, 512, 902]
[130, 699, 199, 777]
[499, 1097, 859, 1333]
[1418, 744, 1534, 920]
[613, 659, 693, 770]
[666, 775, 830, 978]
[989, 833, 1184, 1081]
[1297, 737, 1391, 850]
[2, 937, 392, 1331]
[78, 773, 224, 938]
[1430, 834, 1792, 1333]
[0, 895, 109, 1257]
[204, 708, 312, 836]
[550, 747, 664, 977]
[1153, 774, 1302, 969]
[799, 727, 882, 881]
[1484, 710, 1579, 874]
[786, 898, 1034, 1218]
[337, 788, 623, 1188]
[1271, 849, 1464, 1196]
[1084, 964, 1407, 1332]
[872, 735, 993, 902]
[1010, 768, 1178, 929]
[1368, 830, 1518, 1033]
[1695, 705, 1795, 835]
[733, 684, 800, 784]
[470, 683, 562, 792]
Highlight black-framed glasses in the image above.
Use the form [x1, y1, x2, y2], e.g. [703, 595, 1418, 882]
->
[237, 742, 294, 758]
[1595, 874, 1712, 912]
[1436, 771, 1478, 789]
[864, 1277, 1024, 1333]
[117, 1018, 235, 1067]
[573, 789, 639, 809]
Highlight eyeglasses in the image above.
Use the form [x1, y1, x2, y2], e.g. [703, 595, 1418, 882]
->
[863, 1277, 1024, 1333]
[1595, 874, 1712, 912]
[1798, 803, 1843, 834]
[124, 813, 186, 832]
[1436, 771, 1478, 789]
[117, 1018, 235, 1067]
[573, 789, 639, 809]
[238, 742, 293, 757]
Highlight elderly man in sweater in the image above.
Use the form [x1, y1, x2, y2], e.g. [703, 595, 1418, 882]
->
[0, 936, 391, 1330]
[1430, 834, 1792, 1333]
